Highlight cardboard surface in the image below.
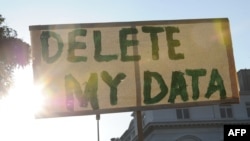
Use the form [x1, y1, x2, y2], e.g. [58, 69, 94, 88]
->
[30, 18, 239, 118]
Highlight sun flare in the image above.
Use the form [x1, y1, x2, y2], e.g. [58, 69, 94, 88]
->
[0, 65, 45, 119]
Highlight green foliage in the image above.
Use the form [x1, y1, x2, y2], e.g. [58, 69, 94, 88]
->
[0, 14, 30, 97]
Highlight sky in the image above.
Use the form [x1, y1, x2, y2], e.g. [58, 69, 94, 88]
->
[0, 0, 250, 141]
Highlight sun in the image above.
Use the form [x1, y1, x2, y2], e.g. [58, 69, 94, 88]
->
[0, 65, 100, 141]
[0, 65, 46, 140]
[0, 65, 45, 119]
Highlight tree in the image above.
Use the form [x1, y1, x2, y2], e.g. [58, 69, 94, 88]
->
[0, 14, 30, 98]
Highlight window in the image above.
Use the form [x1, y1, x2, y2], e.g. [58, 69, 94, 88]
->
[246, 102, 250, 118]
[220, 105, 233, 119]
[176, 108, 190, 119]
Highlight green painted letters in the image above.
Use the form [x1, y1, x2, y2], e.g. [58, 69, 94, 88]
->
[65, 74, 86, 111]
[101, 71, 126, 105]
[40, 31, 64, 63]
[165, 26, 184, 60]
[94, 31, 118, 62]
[168, 71, 188, 103]
[119, 28, 140, 61]
[142, 26, 164, 60]
[65, 73, 99, 111]
[84, 73, 99, 110]
[186, 69, 207, 100]
[205, 69, 226, 99]
[143, 71, 168, 104]
[68, 29, 87, 62]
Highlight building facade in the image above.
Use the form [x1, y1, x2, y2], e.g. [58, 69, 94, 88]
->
[117, 69, 250, 141]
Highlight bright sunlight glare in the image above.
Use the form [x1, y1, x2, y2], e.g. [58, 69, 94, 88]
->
[0, 65, 44, 140]
[0, 65, 101, 141]
[0, 65, 45, 119]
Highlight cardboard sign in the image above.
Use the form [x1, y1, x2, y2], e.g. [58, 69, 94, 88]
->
[30, 18, 239, 118]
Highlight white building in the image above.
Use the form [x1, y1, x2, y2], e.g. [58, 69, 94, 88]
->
[118, 69, 250, 141]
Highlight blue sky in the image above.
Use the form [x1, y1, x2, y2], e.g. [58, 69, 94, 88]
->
[0, 0, 250, 141]
[1, 0, 249, 70]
